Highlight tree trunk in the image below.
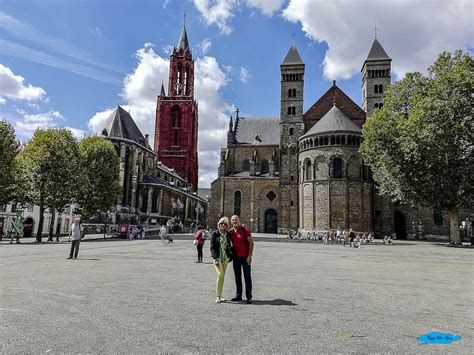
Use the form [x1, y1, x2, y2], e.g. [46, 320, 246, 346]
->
[449, 208, 461, 245]
[48, 208, 55, 241]
[36, 203, 44, 242]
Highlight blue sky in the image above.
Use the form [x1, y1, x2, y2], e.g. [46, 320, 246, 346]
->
[1, 0, 472, 187]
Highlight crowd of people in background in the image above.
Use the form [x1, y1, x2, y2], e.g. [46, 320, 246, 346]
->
[288, 228, 380, 248]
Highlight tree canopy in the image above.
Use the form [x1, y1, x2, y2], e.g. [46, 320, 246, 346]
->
[0, 120, 21, 205]
[19, 128, 78, 241]
[76, 136, 120, 218]
[361, 50, 473, 244]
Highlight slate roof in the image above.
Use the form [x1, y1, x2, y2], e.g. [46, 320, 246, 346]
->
[282, 44, 304, 65]
[301, 105, 362, 138]
[365, 38, 391, 61]
[234, 117, 280, 145]
[177, 25, 190, 51]
[104, 106, 149, 147]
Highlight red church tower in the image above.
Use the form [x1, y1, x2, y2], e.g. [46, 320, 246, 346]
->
[154, 24, 199, 190]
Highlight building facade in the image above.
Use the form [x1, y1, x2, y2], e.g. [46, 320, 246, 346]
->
[102, 106, 207, 228]
[209, 38, 470, 239]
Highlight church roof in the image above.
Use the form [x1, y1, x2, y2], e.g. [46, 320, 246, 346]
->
[303, 82, 366, 131]
[282, 44, 304, 65]
[301, 105, 362, 138]
[177, 25, 190, 52]
[365, 38, 391, 61]
[104, 106, 149, 147]
[234, 117, 280, 145]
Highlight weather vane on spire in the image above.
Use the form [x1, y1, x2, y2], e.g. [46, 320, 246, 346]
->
[374, 25, 379, 38]
[184, 11, 186, 26]
[292, 33, 296, 46]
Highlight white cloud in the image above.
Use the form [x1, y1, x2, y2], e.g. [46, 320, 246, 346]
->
[197, 38, 212, 55]
[65, 126, 87, 139]
[193, 0, 285, 34]
[0, 64, 46, 102]
[88, 45, 233, 187]
[246, 0, 285, 15]
[163, 44, 174, 55]
[193, 0, 236, 34]
[89, 26, 104, 39]
[14, 110, 65, 138]
[239, 66, 251, 83]
[282, 0, 474, 80]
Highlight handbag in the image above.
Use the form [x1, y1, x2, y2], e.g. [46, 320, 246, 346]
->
[193, 239, 198, 245]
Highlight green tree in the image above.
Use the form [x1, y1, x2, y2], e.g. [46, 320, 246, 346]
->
[19, 128, 79, 242]
[0, 120, 21, 205]
[76, 136, 120, 219]
[361, 50, 473, 244]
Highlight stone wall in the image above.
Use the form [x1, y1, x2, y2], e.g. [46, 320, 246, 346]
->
[209, 177, 279, 232]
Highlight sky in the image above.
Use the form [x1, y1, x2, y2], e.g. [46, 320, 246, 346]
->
[1, 0, 472, 187]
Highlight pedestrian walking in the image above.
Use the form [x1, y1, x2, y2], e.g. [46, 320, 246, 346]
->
[67, 217, 83, 260]
[194, 226, 205, 263]
[210, 217, 234, 303]
[229, 215, 254, 304]
[159, 224, 168, 244]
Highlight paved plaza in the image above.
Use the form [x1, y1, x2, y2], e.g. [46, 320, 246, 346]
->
[1, 236, 473, 353]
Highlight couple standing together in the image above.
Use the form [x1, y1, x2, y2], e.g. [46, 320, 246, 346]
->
[209, 215, 254, 304]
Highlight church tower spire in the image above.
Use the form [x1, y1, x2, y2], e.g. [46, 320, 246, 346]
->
[279, 42, 305, 232]
[361, 36, 391, 117]
[154, 23, 199, 190]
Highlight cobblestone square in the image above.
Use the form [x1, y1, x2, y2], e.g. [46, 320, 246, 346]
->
[1, 237, 473, 353]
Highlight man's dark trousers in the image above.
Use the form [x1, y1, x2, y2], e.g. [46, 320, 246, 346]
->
[233, 256, 252, 300]
[69, 240, 80, 259]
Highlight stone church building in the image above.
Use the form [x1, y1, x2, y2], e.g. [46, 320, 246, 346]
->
[209, 38, 454, 238]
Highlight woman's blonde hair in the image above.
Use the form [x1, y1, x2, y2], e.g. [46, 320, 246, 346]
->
[217, 217, 229, 228]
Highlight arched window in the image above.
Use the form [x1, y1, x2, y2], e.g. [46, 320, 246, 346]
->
[330, 136, 335, 145]
[291, 107, 296, 115]
[288, 89, 292, 97]
[171, 107, 181, 127]
[305, 160, 312, 181]
[379, 103, 383, 108]
[242, 159, 250, 171]
[379, 84, 383, 94]
[292, 88, 296, 97]
[261, 159, 269, 173]
[287, 107, 292, 115]
[374, 84, 379, 94]
[234, 191, 241, 216]
[177, 64, 182, 95]
[333, 158, 343, 178]
[374, 103, 379, 109]
[289, 127, 294, 136]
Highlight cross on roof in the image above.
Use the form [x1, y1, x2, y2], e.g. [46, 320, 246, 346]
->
[374, 25, 379, 38]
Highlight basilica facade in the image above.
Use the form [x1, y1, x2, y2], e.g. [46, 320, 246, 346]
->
[209, 38, 456, 239]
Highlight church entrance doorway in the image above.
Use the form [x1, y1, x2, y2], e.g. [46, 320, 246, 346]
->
[394, 211, 406, 239]
[264, 209, 278, 234]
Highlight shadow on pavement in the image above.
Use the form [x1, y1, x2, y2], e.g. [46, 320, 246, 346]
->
[76, 258, 101, 261]
[246, 299, 297, 306]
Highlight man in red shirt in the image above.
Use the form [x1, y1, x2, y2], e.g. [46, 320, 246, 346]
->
[229, 215, 254, 304]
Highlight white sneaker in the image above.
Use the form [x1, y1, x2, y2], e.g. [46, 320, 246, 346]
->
[215, 297, 221, 303]
[219, 296, 226, 302]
